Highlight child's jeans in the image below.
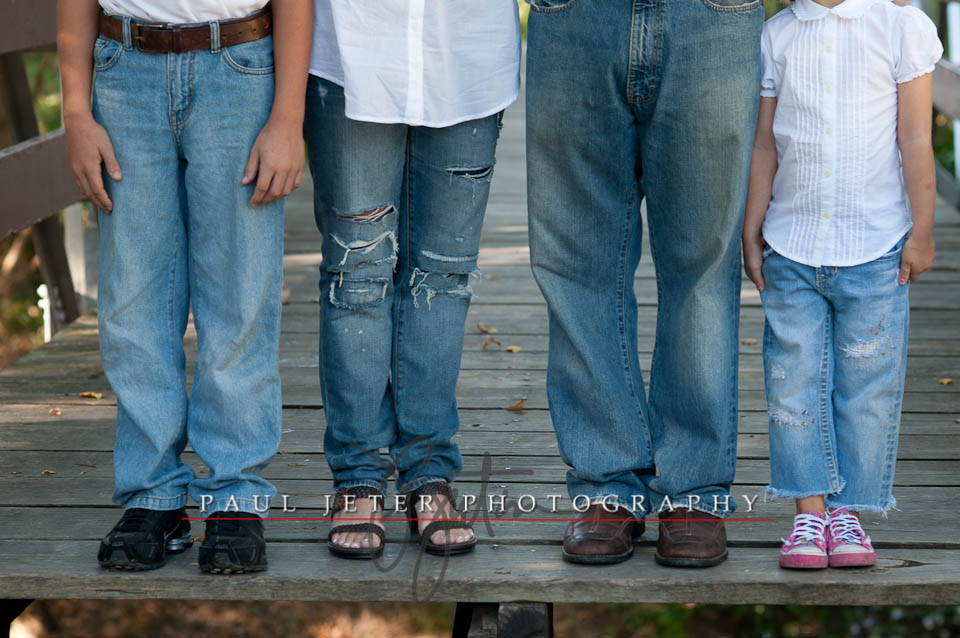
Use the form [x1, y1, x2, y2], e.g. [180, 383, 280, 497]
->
[760, 237, 909, 513]
[92, 21, 284, 515]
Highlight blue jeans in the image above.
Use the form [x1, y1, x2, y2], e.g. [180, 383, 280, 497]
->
[760, 239, 909, 513]
[304, 76, 502, 495]
[526, 0, 764, 517]
[92, 23, 284, 516]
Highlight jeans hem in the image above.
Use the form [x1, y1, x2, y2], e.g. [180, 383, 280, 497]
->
[333, 478, 388, 495]
[122, 495, 187, 511]
[826, 496, 898, 519]
[202, 497, 272, 517]
[397, 475, 449, 495]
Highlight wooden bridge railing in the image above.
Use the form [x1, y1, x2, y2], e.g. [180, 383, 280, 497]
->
[0, 0, 80, 335]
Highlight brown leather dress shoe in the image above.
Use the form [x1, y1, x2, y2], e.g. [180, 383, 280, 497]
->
[655, 507, 728, 567]
[562, 503, 644, 565]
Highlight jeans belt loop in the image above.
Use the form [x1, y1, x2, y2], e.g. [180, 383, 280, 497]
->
[209, 20, 221, 53]
[121, 16, 133, 50]
[171, 25, 183, 54]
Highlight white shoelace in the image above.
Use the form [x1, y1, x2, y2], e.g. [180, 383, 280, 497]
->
[829, 511, 871, 545]
[781, 512, 826, 545]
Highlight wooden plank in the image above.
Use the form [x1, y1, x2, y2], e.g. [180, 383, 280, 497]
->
[0, 542, 958, 605]
[0, 1, 57, 56]
[0, 130, 80, 240]
[934, 58, 960, 123]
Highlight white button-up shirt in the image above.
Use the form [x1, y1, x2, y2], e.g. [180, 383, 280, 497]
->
[310, 0, 521, 127]
[99, 0, 267, 24]
[760, 0, 942, 267]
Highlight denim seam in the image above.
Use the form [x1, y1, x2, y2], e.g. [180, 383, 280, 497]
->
[818, 300, 842, 492]
[617, 195, 653, 459]
[700, 0, 763, 14]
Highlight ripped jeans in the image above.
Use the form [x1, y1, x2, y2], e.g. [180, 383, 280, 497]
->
[760, 238, 909, 513]
[304, 75, 502, 495]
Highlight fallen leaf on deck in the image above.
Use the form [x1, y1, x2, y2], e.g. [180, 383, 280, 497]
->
[41, 470, 56, 475]
[506, 400, 525, 412]
[484, 273, 502, 281]
[478, 323, 498, 334]
[78, 391, 102, 399]
[506, 346, 522, 353]
[741, 338, 758, 345]
[48, 408, 61, 416]
[79, 471, 87, 476]
[281, 282, 291, 305]
[955, 418, 960, 424]
[939, 378, 953, 385]
[482, 337, 502, 350]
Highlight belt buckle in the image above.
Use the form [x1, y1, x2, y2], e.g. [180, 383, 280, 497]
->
[131, 21, 169, 53]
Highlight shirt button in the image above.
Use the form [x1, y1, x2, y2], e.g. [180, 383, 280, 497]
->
[826, 45, 834, 53]
[826, 85, 834, 93]
[824, 211, 831, 219]
[826, 127, 833, 134]
[824, 170, 832, 178]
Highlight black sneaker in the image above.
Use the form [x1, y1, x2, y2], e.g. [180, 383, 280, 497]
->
[98, 507, 192, 570]
[198, 511, 267, 574]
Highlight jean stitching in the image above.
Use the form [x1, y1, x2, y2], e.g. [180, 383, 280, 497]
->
[818, 299, 841, 492]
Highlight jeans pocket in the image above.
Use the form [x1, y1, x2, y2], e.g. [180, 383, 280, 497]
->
[94, 36, 124, 72]
[700, 0, 763, 13]
[526, 0, 579, 14]
[875, 236, 907, 261]
[762, 243, 775, 261]
[222, 35, 274, 75]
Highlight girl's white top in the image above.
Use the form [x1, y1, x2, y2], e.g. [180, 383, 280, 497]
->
[99, 1, 267, 24]
[760, 0, 942, 267]
[310, 0, 521, 127]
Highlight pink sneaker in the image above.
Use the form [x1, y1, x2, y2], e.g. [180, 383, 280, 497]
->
[827, 509, 876, 567]
[779, 511, 828, 569]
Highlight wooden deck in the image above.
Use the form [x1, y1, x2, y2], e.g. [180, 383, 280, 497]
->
[2, 84, 960, 609]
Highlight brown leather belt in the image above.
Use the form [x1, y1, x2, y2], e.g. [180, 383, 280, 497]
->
[99, 4, 272, 54]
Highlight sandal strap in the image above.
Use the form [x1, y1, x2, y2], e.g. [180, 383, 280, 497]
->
[420, 518, 474, 542]
[406, 480, 455, 514]
[331, 485, 384, 515]
[328, 522, 386, 540]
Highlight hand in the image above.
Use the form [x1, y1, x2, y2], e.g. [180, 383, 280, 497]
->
[742, 227, 766, 292]
[898, 233, 934, 284]
[64, 113, 122, 213]
[242, 116, 304, 207]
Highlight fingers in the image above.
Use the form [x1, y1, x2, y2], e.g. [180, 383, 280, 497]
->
[242, 148, 260, 186]
[250, 168, 274, 207]
[293, 167, 303, 191]
[898, 260, 911, 286]
[251, 166, 298, 206]
[746, 263, 765, 292]
[100, 140, 123, 182]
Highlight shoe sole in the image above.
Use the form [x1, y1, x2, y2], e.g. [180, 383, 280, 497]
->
[422, 539, 477, 556]
[200, 564, 268, 575]
[829, 553, 877, 568]
[779, 555, 829, 569]
[328, 541, 385, 560]
[562, 547, 634, 565]
[654, 550, 728, 568]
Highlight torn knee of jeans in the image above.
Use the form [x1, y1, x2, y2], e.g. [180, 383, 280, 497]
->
[839, 336, 895, 359]
[419, 249, 479, 275]
[325, 229, 398, 272]
[768, 362, 787, 380]
[328, 276, 390, 309]
[408, 267, 476, 309]
[446, 166, 494, 181]
[336, 204, 396, 224]
[768, 406, 816, 430]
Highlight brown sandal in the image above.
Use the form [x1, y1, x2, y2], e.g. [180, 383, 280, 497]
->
[406, 481, 477, 556]
[328, 485, 386, 559]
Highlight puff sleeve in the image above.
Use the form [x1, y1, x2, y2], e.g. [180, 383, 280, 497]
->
[760, 23, 779, 97]
[895, 7, 943, 84]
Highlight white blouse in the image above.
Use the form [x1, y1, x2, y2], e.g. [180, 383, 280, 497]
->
[309, 0, 521, 127]
[99, 1, 267, 24]
[760, 0, 942, 267]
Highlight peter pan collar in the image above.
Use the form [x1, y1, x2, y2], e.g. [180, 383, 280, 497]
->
[791, 0, 877, 21]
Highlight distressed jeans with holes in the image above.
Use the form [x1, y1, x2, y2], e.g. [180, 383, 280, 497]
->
[304, 76, 502, 495]
[526, 0, 763, 516]
[92, 23, 283, 515]
[760, 239, 909, 513]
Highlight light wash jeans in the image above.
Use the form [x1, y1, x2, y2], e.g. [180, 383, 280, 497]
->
[760, 238, 909, 513]
[92, 20, 283, 516]
[526, 0, 764, 517]
[304, 76, 502, 495]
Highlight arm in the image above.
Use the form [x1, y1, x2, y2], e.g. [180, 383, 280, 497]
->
[243, 0, 313, 206]
[897, 73, 936, 284]
[742, 96, 778, 292]
[58, 0, 122, 212]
